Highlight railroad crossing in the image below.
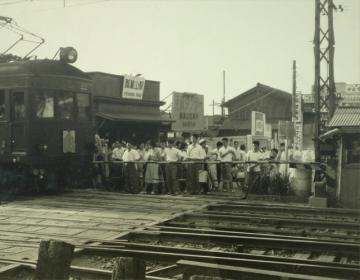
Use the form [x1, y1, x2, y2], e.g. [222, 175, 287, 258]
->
[0, 190, 359, 279]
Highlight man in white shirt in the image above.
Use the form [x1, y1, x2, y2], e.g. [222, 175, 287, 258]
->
[219, 138, 235, 191]
[245, 140, 264, 197]
[164, 139, 181, 194]
[110, 142, 125, 191]
[122, 142, 140, 193]
[186, 134, 206, 194]
[199, 139, 210, 194]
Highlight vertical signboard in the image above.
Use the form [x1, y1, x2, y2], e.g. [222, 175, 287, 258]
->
[293, 91, 303, 149]
[251, 111, 266, 136]
[171, 92, 205, 132]
[122, 75, 145, 100]
[293, 121, 303, 149]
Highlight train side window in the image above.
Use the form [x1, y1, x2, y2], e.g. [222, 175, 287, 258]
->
[0, 90, 4, 119]
[13, 92, 25, 119]
[76, 93, 90, 120]
[58, 92, 74, 119]
[35, 92, 54, 118]
[345, 136, 360, 164]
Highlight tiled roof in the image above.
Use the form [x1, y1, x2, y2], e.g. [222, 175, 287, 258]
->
[328, 107, 360, 127]
[224, 83, 291, 107]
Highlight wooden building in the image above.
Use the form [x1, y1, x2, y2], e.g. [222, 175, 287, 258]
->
[322, 107, 360, 209]
[88, 72, 172, 144]
[219, 83, 292, 136]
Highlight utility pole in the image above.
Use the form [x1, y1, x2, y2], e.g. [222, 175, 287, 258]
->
[212, 100, 215, 117]
[221, 70, 226, 118]
[313, 0, 337, 162]
[292, 60, 297, 122]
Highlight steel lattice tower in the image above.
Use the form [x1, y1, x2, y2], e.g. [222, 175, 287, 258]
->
[313, 0, 337, 161]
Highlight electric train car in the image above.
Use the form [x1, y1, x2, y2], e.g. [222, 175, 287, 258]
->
[0, 51, 94, 193]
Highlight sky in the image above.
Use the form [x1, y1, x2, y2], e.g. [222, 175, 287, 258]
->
[1, 0, 359, 115]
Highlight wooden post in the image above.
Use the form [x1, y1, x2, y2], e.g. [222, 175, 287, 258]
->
[34, 240, 74, 280]
[112, 257, 145, 280]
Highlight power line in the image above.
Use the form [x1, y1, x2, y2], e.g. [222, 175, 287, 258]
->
[0, 0, 28, 6]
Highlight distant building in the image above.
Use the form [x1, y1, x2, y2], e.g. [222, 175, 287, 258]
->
[336, 83, 360, 107]
[219, 83, 292, 136]
[88, 72, 172, 144]
[301, 82, 360, 149]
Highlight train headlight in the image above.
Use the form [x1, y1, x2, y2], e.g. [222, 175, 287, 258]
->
[37, 144, 48, 151]
[39, 169, 45, 175]
[12, 158, 17, 163]
[60, 47, 78, 64]
[33, 169, 39, 176]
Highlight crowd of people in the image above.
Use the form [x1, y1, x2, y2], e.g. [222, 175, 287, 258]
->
[92, 134, 293, 197]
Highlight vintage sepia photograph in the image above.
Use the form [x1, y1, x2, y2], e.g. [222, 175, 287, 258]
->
[0, 0, 359, 279]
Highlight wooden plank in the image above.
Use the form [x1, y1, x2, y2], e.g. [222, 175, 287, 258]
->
[293, 253, 311, 260]
[317, 254, 336, 263]
[250, 249, 266, 255]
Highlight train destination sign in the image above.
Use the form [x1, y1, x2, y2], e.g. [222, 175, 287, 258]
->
[122, 74, 146, 100]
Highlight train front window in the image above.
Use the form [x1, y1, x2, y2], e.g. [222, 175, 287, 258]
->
[0, 90, 4, 119]
[13, 92, 25, 119]
[58, 92, 74, 119]
[76, 93, 90, 120]
[35, 92, 54, 118]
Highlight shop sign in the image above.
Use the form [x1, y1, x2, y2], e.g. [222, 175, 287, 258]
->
[122, 75, 145, 100]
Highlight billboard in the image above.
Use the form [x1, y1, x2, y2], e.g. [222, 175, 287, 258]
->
[278, 120, 295, 139]
[171, 92, 205, 132]
[122, 75, 145, 100]
[251, 111, 266, 136]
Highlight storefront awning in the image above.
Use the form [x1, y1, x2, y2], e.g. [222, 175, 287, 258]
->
[96, 112, 173, 123]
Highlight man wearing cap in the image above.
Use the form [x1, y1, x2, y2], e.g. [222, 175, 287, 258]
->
[245, 140, 264, 197]
[186, 134, 206, 194]
[219, 137, 236, 192]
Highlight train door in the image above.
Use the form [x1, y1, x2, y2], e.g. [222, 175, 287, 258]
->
[10, 91, 26, 153]
[0, 90, 7, 155]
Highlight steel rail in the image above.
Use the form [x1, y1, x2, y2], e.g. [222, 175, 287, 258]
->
[128, 230, 360, 255]
[182, 213, 360, 231]
[77, 247, 360, 279]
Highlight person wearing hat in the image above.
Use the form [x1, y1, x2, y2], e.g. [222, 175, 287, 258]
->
[186, 134, 206, 194]
[245, 140, 264, 197]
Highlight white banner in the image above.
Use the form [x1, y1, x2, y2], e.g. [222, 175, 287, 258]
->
[122, 75, 145, 100]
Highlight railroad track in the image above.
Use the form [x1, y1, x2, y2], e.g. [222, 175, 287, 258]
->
[162, 203, 360, 242]
[0, 199, 359, 280]
[75, 201, 360, 279]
